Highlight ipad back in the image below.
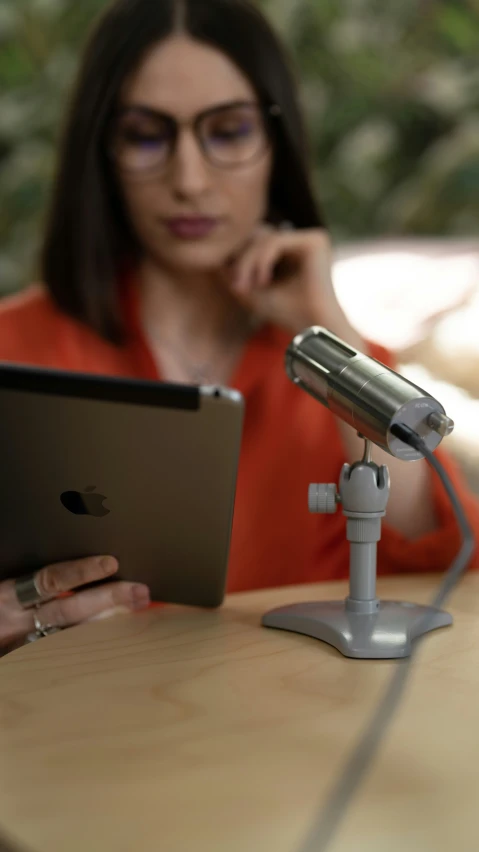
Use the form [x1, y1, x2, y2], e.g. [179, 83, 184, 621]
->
[0, 366, 244, 607]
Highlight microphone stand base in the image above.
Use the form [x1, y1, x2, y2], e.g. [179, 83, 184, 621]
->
[262, 599, 452, 659]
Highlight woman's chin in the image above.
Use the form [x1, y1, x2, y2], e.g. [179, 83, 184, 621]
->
[153, 242, 235, 274]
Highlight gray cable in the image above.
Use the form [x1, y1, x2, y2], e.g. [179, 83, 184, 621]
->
[296, 424, 475, 852]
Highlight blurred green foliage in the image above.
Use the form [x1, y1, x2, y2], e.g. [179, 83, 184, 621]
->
[0, 0, 478, 294]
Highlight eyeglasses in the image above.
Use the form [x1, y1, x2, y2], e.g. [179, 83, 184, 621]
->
[109, 100, 280, 175]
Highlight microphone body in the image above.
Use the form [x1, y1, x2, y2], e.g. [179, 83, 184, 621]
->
[286, 327, 454, 461]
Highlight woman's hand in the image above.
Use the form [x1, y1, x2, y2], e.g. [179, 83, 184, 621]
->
[227, 225, 340, 336]
[227, 224, 439, 539]
[0, 556, 150, 653]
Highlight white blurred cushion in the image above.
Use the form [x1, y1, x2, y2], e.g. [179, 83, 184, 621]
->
[332, 239, 479, 351]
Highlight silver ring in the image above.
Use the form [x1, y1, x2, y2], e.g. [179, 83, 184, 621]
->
[33, 610, 61, 637]
[26, 609, 62, 643]
[14, 572, 48, 609]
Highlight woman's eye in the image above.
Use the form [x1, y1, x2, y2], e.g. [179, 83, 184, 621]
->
[211, 123, 254, 141]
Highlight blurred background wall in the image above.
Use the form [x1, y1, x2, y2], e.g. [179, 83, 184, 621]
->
[1, 0, 478, 487]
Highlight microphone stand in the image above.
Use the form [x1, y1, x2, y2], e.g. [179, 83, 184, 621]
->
[262, 437, 452, 658]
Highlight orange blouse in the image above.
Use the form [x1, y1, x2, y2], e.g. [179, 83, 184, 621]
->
[0, 283, 478, 592]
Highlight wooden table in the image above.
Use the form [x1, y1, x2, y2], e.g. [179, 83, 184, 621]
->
[1, 575, 479, 852]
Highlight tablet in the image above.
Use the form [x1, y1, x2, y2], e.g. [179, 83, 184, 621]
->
[0, 364, 244, 607]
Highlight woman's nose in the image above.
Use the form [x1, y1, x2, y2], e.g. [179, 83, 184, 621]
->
[169, 130, 212, 198]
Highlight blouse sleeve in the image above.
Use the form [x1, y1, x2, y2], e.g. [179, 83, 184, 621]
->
[366, 340, 479, 573]
[378, 446, 479, 574]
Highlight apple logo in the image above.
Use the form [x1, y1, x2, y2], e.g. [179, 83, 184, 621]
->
[60, 486, 110, 518]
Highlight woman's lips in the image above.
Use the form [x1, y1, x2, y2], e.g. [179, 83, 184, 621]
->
[164, 217, 220, 239]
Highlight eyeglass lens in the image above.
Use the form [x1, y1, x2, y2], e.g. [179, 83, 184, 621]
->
[112, 103, 269, 171]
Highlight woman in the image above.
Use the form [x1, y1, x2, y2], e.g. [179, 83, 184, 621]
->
[1, 0, 478, 651]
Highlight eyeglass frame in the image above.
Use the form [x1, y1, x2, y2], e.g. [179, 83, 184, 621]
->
[107, 99, 282, 177]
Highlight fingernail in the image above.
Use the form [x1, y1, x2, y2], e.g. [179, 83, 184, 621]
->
[87, 606, 130, 622]
[99, 556, 117, 575]
[234, 278, 248, 295]
[130, 585, 151, 610]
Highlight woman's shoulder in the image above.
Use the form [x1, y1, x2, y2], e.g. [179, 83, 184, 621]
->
[0, 283, 62, 325]
[0, 284, 85, 368]
[0, 284, 141, 377]
[0, 285, 63, 356]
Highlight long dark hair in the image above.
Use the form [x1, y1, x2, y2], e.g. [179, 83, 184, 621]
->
[41, 0, 324, 342]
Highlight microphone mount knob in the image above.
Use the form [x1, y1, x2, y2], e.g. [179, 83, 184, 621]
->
[308, 483, 339, 514]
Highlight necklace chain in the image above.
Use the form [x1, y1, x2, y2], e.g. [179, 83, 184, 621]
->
[154, 334, 217, 384]
[143, 312, 262, 385]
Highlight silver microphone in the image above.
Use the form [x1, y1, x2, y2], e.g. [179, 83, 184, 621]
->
[286, 326, 454, 461]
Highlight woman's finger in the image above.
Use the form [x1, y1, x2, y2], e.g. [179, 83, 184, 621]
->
[230, 243, 262, 294]
[0, 580, 33, 647]
[232, 229, 316, 294]
[255, 237, 286, 287]
[35, 555, 119, 597]
[34, 580, 151, 629]
[229, 226, 274, 293]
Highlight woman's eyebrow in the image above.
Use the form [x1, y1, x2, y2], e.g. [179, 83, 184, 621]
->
[117, 99, 258, 120]
[117, 104, 171, 118]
